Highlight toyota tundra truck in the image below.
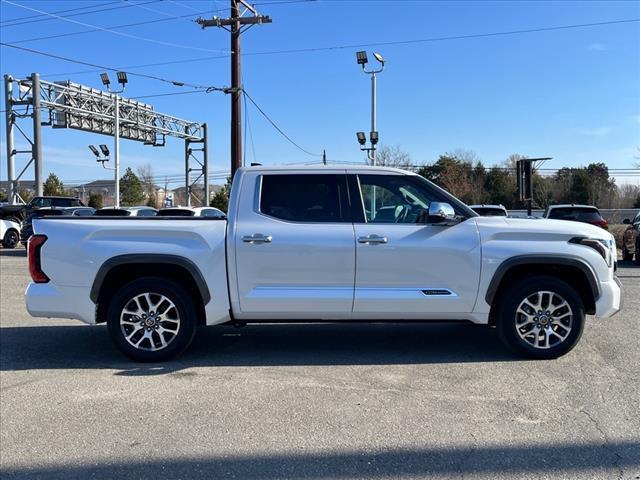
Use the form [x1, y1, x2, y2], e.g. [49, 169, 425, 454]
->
[25, 166, 622, 361]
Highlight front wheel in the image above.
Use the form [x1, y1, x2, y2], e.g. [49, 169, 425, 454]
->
[496, 276, 585, 359]
[2, 229, 19, 248]
[106, 277, 198, 362]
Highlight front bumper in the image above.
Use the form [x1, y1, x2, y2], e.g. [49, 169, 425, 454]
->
[595, 276, 622, 318]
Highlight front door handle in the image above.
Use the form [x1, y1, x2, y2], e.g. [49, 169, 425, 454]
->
[242, 234, 272, 244]
[358, 234, 388, 244]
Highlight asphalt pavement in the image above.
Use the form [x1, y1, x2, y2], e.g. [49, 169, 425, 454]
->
[1, 247, 638, 480]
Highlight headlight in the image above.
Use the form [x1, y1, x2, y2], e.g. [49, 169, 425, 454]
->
[569, 237, 613, 267]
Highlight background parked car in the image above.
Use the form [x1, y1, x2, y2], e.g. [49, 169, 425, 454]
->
[469, 204, 508, 217]
[157, 207, 226, 218]
[544, 204, 608, 230]
[20, 207, 95, 245]
[622, 212, 640, 263]
[1, 218, 21, 248]
[94, 206, 157, 217]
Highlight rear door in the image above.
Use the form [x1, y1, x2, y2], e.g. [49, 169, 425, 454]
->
[350, 173, 481, 317]
[233, 172, 356, 318]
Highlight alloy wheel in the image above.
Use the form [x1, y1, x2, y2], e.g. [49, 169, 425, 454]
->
[515, 290, 573, 349]
[120, 292, 181, 351]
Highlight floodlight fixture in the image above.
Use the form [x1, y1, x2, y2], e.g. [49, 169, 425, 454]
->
[88, 145, 100, 158]
[99, 144, 110, 156]
[370, 131, 379, 145]
[100, 72, 110, 86]
[373, 52, 385, 65]
[356, 132, 366, 146]
[116, 71, 128, 86]
[356, 51, 368, 66]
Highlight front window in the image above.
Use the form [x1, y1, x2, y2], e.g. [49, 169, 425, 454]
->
[357, 174, 439, 224]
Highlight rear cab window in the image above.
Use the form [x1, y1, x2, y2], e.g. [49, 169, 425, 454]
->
[259, 174, 350, 223]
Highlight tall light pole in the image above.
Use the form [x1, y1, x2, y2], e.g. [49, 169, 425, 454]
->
[355, 51, 385, 166]
[100, 71, 127, 208]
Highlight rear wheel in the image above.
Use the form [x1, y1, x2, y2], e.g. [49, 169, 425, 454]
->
[496, 276, 585, 359]
[2, 229, 19, 248]
[106, 277, 197, 362]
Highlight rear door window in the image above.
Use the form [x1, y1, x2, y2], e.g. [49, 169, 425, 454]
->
[260, 174, 350, 223]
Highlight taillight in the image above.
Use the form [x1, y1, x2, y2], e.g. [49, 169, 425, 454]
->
[590, 219, 609, 230]
[28, 234, 49, 283]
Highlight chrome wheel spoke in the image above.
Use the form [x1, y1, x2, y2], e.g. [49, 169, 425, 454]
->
[515, 290, 573, 350]
[120, 292, 180, 352]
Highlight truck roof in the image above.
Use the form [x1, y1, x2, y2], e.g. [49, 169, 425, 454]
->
[238, 165, 419, 175]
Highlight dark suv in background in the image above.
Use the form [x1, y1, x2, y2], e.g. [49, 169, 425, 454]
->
[0, 196, 84, 223]
[544, 204, 608, 230]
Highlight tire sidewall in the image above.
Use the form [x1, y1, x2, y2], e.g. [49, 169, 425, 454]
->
[496, 276, 585, 359]
[2, 229, 18, 248]
[107, 277, 197, 362]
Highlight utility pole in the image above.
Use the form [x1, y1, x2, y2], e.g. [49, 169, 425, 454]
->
[99, 72, 128, 208]
[196, 1, 271, 179]
[355, 51, 385, 166]
[517, 157, 552, 217]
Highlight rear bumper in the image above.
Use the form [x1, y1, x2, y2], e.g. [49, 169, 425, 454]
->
[595, 276, 622, 318]
[25, 282, 96, 324]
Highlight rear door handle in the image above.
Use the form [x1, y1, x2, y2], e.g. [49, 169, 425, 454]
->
[242, 234, 272, 244]
[358, 234, 388, 244]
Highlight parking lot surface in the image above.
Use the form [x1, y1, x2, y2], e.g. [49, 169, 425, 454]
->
[1, 247, 639, 480]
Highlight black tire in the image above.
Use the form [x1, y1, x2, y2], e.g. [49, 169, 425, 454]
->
[622, 245, 633, 262]
[635, 240, 640, 265]
[106, 277, 198, 362]
[496, 276, 585, 359]
[2, 229, 19, 249]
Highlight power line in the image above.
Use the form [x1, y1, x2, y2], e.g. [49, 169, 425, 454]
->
[0, 42, 227, 90]
[7, 8, 225, 45]
[130, 88, 208, 99]
[242, 89, 322, 157]
[1, 0, 230, 54]
[33, 16, 640, 80]
[0, 0, 162, 27]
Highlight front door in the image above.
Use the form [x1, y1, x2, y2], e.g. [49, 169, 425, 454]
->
[234, 173, 356, 318]
[351, 173, 481, 317]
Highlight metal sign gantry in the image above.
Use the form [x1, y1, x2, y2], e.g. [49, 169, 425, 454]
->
[4, 73, 209, 206]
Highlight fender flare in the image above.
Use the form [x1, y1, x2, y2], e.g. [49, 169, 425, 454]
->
[484, 255, 600, 305]
[89, 254, 211, 305]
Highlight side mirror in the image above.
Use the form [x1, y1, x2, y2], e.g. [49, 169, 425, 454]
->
[623, 218, 631, 225]
[427, 202, 456, 224]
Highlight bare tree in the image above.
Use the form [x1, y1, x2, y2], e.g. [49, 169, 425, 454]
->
[137, 163, 158, 208]
[375, 145, 412, 168]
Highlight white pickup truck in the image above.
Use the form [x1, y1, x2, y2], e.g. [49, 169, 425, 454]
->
[26, 166, 622, 361]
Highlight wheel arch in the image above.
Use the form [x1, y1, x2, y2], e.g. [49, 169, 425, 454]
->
[486, 255, 600, 322]
[91, 254, 210, 325]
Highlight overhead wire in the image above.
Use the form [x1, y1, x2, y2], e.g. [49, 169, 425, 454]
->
[6, 8, 225, 45]
[0, 42, 227, 90]
[0, 0, 162, 27]
[30, 17, 640, 80]
[1, 0, 229, 53]
[242, 89, 322, 157]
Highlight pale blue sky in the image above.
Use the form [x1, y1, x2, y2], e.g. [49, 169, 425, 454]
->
[1, 0, 639, 187]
